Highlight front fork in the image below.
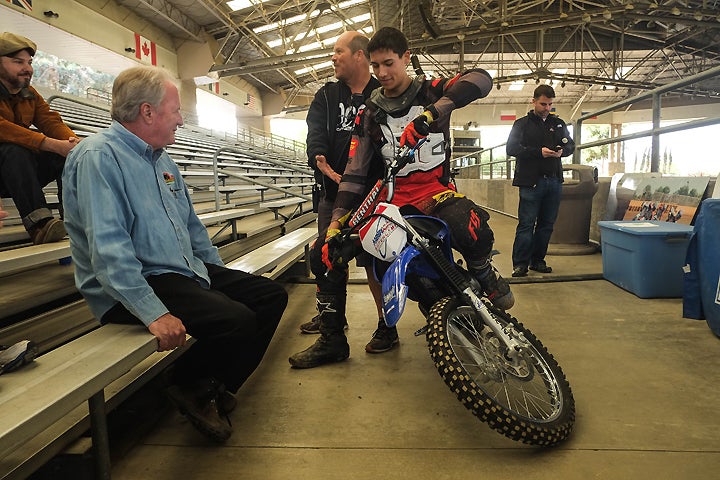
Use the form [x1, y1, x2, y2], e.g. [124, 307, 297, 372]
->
[418, 238, 528, 362]
[461, 287, 527, 363]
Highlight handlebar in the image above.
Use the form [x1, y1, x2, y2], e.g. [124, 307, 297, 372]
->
[390, 137, 426, 176]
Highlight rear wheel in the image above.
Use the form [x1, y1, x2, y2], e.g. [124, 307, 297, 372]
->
[427, 296, 575, 446]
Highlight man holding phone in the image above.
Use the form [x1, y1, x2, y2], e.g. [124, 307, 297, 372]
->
[506, 84, 575, 277]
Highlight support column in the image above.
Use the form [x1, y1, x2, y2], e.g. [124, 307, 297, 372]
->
[179, 79, 198, 124]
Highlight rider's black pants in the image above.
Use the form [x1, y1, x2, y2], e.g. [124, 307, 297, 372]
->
[430, 196, 495, 262]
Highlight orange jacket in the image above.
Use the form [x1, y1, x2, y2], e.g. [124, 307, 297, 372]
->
[0, 84, 75, 152]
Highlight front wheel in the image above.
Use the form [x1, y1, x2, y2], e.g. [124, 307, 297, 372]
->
[427, 297, 575, 446]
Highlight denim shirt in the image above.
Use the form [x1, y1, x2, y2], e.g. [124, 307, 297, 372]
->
[62, 121, 224, 326]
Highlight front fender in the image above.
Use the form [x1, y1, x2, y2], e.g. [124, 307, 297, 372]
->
[381, 246, 421, 327]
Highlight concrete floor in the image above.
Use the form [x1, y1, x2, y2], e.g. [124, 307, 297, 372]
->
[110, 213, 720, 480]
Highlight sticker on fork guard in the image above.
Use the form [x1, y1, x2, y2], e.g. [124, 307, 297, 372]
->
[358, 203, 407, 261]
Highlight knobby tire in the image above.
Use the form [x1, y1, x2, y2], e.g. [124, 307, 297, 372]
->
[426, 296, 575, 446]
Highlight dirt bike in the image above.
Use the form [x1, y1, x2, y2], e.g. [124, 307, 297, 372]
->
[327, 138, 576, 447]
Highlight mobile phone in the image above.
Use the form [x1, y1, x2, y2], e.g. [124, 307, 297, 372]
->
[553, 145, 563, 152]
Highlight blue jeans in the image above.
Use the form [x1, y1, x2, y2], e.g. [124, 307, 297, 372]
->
[512, 176, 562, 268]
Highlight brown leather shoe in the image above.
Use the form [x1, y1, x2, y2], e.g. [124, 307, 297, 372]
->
[166, 380, 232, 442]
[29, 218, 66, 245]
[218, 390, 237, 416]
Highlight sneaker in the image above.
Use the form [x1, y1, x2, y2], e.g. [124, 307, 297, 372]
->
[365, 321, 399, 353]
[477, 268, 515, 310]
[299, 314, 348, 334]
[512, 266, 528, 277]
[29, 218, 66, 245]
[530, 261, 552, 273]
[0, 340, 38, 375]
[166, 379, 232, 443]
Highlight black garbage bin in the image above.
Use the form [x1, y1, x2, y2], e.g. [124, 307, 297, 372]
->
[549, 164, 598, 254]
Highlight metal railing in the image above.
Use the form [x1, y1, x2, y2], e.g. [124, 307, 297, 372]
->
[573, 64, 720, 170]
[212, 146, 313, 211]
[454, 64, 720, 179]
[236, 126, 306, 161]
[85, 87, 111, 105]
[453, 142, 511, 179]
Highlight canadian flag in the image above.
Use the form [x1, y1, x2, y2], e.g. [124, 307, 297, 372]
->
[134, 33, 157, 66]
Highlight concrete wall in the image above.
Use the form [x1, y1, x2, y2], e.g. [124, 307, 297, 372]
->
[456, 177, 612, 244]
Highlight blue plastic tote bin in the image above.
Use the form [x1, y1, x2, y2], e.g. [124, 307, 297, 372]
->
[598, 220, 694, 298]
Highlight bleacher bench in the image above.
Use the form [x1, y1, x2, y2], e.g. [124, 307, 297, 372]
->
[0, 323, 192, 480]
[0, 241, 71, 277]
[259, 197, 309, 221]
[0, 228, 317, 480]
[198, 207, 269, 242]
[226, 227, 317, 279]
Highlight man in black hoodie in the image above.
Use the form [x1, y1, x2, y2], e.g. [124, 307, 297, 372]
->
[302, 31, 386, 344]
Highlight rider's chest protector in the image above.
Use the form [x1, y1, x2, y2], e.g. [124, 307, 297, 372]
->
[379, 105, 446, 178]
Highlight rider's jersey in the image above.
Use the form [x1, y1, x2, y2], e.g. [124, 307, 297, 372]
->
[333, 69, 494, 223]
[376, 105, 448, 207]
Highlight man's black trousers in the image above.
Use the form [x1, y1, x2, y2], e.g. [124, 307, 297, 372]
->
[103, 263, 288, 393]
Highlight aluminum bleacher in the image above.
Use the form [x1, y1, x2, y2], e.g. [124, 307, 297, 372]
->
[0, 93, 318, 479]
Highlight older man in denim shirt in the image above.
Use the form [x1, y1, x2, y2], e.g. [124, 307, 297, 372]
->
[62, 66, 287, 443]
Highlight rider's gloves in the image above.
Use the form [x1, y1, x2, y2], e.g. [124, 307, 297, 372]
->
[400, 109, 434, 147]
[321, 228, 342, 270]
[321, 212, 352, 270]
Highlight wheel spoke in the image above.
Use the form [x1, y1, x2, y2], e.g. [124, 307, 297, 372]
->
[446, 308, 562, 422]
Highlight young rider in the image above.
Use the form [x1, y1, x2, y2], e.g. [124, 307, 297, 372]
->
[289, 26, 514, 369]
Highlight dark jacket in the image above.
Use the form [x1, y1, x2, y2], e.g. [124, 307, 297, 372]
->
[507, 111, 574, 187]
[0, 83, 75, 151]
[305, 76, 380, 202]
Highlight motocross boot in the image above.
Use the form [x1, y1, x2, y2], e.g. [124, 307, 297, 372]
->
[468, 258, 515, 310]
[365, 317, 399, 353]
[299, 301, 349, 334]
[299, 314, 349, 334]
[289, 293, 350, 368]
